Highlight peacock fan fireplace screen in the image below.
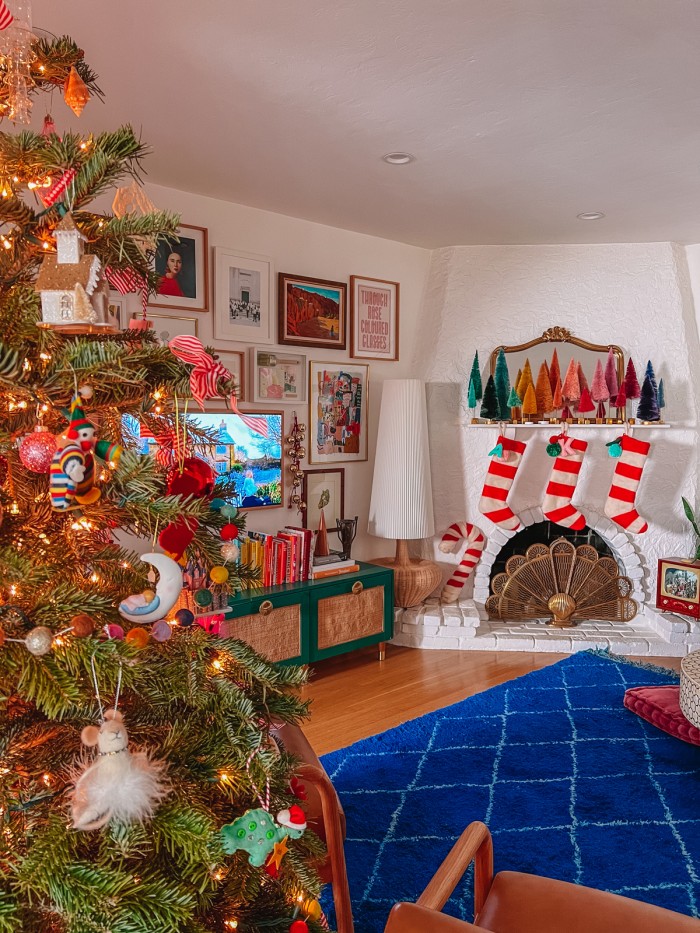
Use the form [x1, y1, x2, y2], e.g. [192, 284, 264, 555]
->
[485, 538, 637, 627]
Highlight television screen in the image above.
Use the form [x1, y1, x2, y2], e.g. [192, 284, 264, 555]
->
[126, 410, 283, 509]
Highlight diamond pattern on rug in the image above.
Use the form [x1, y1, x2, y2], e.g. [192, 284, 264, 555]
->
[321, 651, 700, 931]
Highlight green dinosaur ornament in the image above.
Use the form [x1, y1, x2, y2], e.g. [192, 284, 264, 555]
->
[221, 805, 307, 866]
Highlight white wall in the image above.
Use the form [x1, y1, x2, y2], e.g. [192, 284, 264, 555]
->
[122, 184, 431, 559]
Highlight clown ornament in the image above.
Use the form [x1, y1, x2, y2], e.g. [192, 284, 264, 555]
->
[49, 399, 122, 511]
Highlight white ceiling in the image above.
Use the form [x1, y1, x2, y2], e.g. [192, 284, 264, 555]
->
[31, 0, 700, 248]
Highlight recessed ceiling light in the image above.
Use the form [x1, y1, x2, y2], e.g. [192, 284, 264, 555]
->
[577, 211, 605, 221]
[382, 152, 415, 165]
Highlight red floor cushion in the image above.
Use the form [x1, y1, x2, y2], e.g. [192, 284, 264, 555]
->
[624, 685, 700, 745]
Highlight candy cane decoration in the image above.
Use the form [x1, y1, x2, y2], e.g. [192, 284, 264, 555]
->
[439, 522, 486, 602]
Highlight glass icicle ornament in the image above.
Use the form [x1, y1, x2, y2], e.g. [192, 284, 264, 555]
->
[0, 0, 35, 125]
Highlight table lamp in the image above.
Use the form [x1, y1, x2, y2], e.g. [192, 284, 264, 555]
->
[368, 379, 442, 607]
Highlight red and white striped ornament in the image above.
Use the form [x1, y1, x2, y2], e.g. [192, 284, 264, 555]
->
[603, 434, 650, 534]
[0, 1, 13, 31]
[168, 335, 243, 415]
[478, 435, 527, 531]
[542, 435, 588, 530]
[40, 168, 77, 208]
[105, 265, 148, 315]
[439, 522, 486, 602]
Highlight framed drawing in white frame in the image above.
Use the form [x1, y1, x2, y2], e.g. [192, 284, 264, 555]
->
[309, 361, 369, 464]
[251, 347, 306, 404]
[108, 294, 125, 331]
[213, 248, 274, 345]
[149, 223, 209, 313]
[143, 311, 199, 346]
[213, 349, 247, 402]
[350, 275, 399, 361]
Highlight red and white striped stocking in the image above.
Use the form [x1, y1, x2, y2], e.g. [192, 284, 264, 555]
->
[438, 522, 486, 602]
[478, 436, 527, 531]
[603, 434, 650, 533]
[542, 436, 588, 530]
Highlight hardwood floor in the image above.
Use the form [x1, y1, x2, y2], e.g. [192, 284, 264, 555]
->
[300, 645, 681, 755]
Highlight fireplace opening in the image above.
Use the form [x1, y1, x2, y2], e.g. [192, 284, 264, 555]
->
[490, 521, 616, 583]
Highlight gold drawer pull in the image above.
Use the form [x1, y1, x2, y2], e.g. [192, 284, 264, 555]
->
[259, 599, 274, 615]
[352, 581, 363, 595]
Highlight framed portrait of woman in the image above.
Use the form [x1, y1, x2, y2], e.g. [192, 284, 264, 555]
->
[149, 223, 209, 313]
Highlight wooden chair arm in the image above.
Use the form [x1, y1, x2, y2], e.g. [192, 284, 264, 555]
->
[417, 821, 494, 917]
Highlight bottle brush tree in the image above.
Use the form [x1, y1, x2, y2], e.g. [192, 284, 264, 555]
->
[494, 349, 511, 420]
[0, 34, 327, 933]
[479, 374, 499, 420]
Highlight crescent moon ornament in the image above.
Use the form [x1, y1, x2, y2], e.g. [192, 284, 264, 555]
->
[118, 553, 183, 625]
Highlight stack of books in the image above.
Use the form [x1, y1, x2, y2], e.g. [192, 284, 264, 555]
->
[239, 527, 314, 588]
[310, 552, 360, 580]
[239, 528, 360, 587]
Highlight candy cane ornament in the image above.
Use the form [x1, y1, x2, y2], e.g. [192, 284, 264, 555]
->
[439, 522, 486, 602]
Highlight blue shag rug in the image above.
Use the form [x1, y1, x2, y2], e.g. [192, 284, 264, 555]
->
[320, 651, 700, 931]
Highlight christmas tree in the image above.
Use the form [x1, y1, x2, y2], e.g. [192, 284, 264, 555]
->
[467, 351, 483, 403]
[0, 36, 325, 933]
[548, 348, 561, 396]
[494, 349, 511, 420]
[637, 373, 660, 422]
[515, 358, 534, 405]
[534, 362, 553, 417]
[604, 348, 619, 400]
[590, 359, 610, 419]
[479, 374, 499, 420]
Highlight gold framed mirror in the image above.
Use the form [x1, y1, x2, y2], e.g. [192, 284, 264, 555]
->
[486, 327, 625, 422]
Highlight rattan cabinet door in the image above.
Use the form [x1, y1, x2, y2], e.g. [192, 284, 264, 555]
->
[220, 600, 304, 663]
[315, 584, 385, 653]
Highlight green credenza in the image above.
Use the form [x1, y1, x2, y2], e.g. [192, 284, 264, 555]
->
[220, 562, 394, 665]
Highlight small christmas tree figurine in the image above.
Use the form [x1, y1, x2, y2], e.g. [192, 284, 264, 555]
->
[522, 383, 538, 420]
[467, 379, 477, 410]
[480, 374, 500, 420]
[637, 373, 660, 422]
[552, 375, 563, 414]
[644, 359, 659, 397]
[604, 348, 619, 400]
[577, 386, 595, 420]
[590, 359, 610, 420]
[577, 361, 590, 395]
[624, 358, 641, 401]
[468, 351, 483, 402]
[494, 349, 511, 420]
[535, 362, 553, 419]
[658, 377, 666, 418]
[515, 358, 534, 406]
[614, 384, 627, 415]
[507, 386, 522, 421]
[549, 348, 561, 396]
[561, 359, 580, 421]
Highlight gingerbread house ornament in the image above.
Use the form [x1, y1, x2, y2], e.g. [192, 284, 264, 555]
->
[35, 213, 115, 332]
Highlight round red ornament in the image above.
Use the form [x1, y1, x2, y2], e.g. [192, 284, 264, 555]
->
[289, 922, 309, 933]
[19, 426, 57, 474]
[221, 523, 239, 541]
[166, 457, 215, 499]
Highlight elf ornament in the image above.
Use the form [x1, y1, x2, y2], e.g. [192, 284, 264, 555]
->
[49, 399, 121, 511]
[478, 435, 527, 531]
[70, 708, 168, 831]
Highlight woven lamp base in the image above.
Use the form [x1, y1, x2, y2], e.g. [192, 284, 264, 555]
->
[373, 539, 442, 608]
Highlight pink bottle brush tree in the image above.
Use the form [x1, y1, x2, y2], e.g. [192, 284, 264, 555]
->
[591, 359, 610, 419]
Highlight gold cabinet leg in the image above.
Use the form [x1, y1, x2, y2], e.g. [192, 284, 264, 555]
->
[378, 641, 386, 661]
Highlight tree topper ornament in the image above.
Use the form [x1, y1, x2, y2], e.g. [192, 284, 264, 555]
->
[49, 398, 121, 511]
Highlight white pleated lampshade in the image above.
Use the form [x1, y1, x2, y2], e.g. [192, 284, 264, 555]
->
[368, 379, 435, 540]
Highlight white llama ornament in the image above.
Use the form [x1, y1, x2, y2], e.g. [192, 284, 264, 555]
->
[70, 708, 168, 831]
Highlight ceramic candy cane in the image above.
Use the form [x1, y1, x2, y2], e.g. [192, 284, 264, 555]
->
[439, 522, 486, 602]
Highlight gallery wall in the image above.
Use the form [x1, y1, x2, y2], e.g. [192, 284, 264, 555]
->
[120, 182, 432, 559]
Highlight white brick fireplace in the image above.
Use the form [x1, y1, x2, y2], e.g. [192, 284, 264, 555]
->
[393, 242, 700, 657]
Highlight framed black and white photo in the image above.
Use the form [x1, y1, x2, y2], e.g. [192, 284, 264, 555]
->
[213, 248, 274, 345]
[149, 223, 209, 313]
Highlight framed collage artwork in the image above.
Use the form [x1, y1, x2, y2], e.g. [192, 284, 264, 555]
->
[251, 347, 306, 404]
[302, 468, 345, 531]
[350, 275, 399, 361]
[150, 223, 209, 313]
[309, 361, 369, 463]
[278, 273, 347, 351]
[213, 248, 274, 345]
